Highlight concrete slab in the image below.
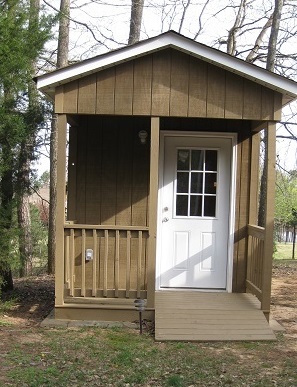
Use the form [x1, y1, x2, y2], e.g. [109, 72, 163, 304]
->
[269, 318, 286, 332]
[40, 309, 137, 329]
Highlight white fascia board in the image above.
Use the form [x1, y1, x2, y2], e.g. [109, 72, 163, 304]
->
[36, 35, 172, 91]
[37, 31, 297, 100]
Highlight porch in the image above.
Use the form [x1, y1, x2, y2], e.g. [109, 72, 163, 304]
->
[155, 292, 276, 341]
[58, 221, 272, 327]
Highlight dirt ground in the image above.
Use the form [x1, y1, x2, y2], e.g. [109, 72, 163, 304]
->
[1, 274, 55, 326]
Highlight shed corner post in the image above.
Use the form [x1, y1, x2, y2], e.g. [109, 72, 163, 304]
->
[55, 114, 68, 307]
[146, 117, 160, 309]
[248, 124, 262, 226]
[261, 122, 276, 321]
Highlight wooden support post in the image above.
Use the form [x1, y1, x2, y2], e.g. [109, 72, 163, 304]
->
[146, 117, 160, 309]
[246, 130, 261, 294]
[55, 114, 67, 306]
[261, 122, 276, 320]
[248, 131, 261, 225]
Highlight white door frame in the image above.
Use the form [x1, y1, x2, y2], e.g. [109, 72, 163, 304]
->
[156, 131, 237, 293]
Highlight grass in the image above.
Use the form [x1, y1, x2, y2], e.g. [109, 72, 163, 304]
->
[0, 299, 16, 314]
[274, 242, 295, 260]
[1, 327, 296, 387]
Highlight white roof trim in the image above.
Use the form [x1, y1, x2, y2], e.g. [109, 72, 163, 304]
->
[36, 31, 297, 103]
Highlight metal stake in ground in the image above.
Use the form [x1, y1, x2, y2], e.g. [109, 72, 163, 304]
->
[134, 299, 146, 334]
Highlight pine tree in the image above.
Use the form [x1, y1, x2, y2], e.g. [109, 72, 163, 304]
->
[0, 0, 52, 290]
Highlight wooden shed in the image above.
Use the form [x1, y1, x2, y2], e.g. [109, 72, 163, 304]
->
[37, 31, 297, 341]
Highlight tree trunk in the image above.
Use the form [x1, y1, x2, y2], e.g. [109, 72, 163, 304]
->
[258, 0, 283, 226]
[128, 0, 144, 45]
[48, 0, 70, 274]
[18, 194, 33, 277]
[292, 224, 296, 260]
[226, 0, 247, 55]
[0, 140, 14, 292]
[266, 0, 284, 72]
[48, 115, 58, 274]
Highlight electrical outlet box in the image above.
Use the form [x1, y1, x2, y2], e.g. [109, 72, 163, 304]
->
[85, 249, 93, 261]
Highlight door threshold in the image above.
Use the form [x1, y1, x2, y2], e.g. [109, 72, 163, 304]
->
[158, 288, 228, 293]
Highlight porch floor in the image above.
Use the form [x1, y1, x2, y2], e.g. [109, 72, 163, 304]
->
[155, 291, 276, 341]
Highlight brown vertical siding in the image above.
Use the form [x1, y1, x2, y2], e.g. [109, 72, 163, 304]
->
[169, 50, 189, 117]
[206, 64, 225, 118]
[133, 55, 152, 115]
[96, 67, 115, 114]
[188, 57, 207, 117]
[85, 116, 102, 224]
[78, 74, 96, 114]
[115, 62, 134, 115]
[243, 80, 262, 119]
[151, 50, 171, 116]
[67, 116, 150, 227]
[55, 49, 282, 121]
[225, 72, 244, 119]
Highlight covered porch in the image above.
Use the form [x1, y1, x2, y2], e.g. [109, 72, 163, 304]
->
[54, 114, 275, 329]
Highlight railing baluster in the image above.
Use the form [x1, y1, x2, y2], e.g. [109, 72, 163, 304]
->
[126, 231, 131, 298]
[115, 230, 120, 297]
[103, 230, 108, 297]
[70, 228, 75, 297]
[81, 229, 86, 297]
[64, 234, 70, 288]
[92, 229, 97, 297]
[246, 224, 265, 302]
[137, 231, 142, 298]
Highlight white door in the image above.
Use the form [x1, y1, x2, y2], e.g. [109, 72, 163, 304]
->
[159, 135, 232, 289]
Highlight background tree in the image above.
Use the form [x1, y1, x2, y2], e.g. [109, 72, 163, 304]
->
[0, 0, 51, 290]
[47, 0, 70, 274]
[128, 0, 144, 44]
[16, 0, 47, 277]
[257, 0, 284, 227]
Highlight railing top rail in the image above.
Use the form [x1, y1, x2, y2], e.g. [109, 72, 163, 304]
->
[247, 224, 265, 240]
[64, 223, 149, 231]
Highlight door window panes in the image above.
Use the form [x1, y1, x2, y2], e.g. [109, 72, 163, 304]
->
[190, 195, 202, 216]
[175, 148, 218, 218]
[205, 150, 217, 171]
[177, 172, 189, 193]
[190, 172, 203, 194]
[177, 150, 190, 170]
[191, 150, 203, 170]
[176, 195, 188, 216]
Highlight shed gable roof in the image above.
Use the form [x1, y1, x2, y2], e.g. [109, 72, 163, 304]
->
[36, 30, 297, 105]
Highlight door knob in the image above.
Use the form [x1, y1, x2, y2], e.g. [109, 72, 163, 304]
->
[163, 217, 169, 222]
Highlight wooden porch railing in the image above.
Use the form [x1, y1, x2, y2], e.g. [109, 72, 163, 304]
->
[64, 224, 149, 300]
[246, 224, 265, 302]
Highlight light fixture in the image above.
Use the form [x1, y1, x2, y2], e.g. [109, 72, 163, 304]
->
[138, 130, 148, 144]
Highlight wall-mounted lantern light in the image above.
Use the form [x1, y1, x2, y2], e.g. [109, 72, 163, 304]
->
[138, 130, 148, 144]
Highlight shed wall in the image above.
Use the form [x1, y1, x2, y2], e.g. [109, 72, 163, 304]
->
[55, 49, 282, 121]
[67, 116, 150, 226]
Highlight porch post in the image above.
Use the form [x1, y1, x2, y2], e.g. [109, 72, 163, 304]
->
[248, 127, 261, 225]
[55, 114, 67, 306]
[146, 117, 160, 309]
[261, 122, 276, 320]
